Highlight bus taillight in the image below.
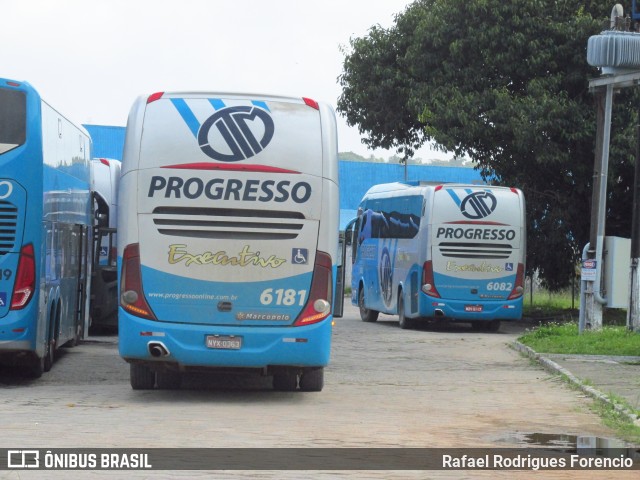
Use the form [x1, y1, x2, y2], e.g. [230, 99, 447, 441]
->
[507, 263, 525, 300]
[120, 243, 157, 320]
[303, 97, 319, 110]
[10, 244, 35, 310]
[421, 261, 441, 298]
[146, 92, 164, 104]
[294, 251, 333, 326]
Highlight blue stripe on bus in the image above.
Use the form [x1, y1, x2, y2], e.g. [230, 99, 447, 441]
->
[252, 100, 269, 112]
[170, 99, 200, 138]
[445, 188, 462, 207]
[209, 98, 226, 110]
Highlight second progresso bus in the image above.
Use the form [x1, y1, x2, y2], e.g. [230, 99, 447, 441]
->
[349, 182, 526, 332]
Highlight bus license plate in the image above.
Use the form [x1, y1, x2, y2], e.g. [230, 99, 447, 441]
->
[206, 335, 242, 350]
[465, 305, 483, 313]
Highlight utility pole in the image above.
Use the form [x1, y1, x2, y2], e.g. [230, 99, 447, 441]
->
[585, 5, 640, 333]
[585, 71, 640, 334]
[628, 117, 640, 332]
[583, 86, 613, 332]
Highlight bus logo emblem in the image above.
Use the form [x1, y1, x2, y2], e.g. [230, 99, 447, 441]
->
[197, 106, 275, 162]
[460, 191, 497, 220]
[0, 292, 5, 307]
[0, 180, 13, 200]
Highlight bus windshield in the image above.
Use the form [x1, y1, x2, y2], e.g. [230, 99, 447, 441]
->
[0, 88, 26, 155]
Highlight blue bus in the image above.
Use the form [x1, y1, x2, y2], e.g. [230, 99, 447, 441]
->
[349, 182, 526, 332]
[0, 78, 93, 376]
[118, 92, 342, 391]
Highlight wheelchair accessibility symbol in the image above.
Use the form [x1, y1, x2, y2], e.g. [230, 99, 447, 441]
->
[292, 248, 308, 265]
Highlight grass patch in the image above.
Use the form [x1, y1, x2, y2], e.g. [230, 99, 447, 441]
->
[523, 289, 627, 325]
[518, 322, 640, 356]
[523, 290, 576, 317]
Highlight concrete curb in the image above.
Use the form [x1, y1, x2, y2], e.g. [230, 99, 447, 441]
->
[512, 341, 640, 427]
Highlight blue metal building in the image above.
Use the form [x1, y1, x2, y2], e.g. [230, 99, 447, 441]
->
[83, 124, 126, 160]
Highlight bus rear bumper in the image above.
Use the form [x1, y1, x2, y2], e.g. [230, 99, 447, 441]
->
[420, 297, 523, 321]
[118, 311, 333, 370]
[0, 324, 35, 352]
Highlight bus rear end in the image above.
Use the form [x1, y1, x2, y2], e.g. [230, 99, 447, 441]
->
[425, 185, 525, 330]
[118, 92, 339, 390]
[0, 80, 44, 371]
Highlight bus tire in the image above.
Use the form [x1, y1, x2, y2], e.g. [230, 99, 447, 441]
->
[156, 370, 181, 390]
[27, 355, 45, 379]
[397, 293, 412, 330]
[299, 368, 324, 392]
[130, 364, 156, 390]
[43, 339, 54, 373]
[273, 371, 298, 391]
[486, 320, 501, 333]
[358, 288, 379, 323]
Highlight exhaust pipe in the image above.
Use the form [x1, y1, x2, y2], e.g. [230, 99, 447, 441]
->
[434, 309, 444, 317]
[148, 341, 170, 358]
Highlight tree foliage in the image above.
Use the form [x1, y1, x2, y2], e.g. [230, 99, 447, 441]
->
[338, 0, 639, 290]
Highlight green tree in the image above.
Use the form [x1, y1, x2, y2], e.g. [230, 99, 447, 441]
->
[338, 0, 638, 289]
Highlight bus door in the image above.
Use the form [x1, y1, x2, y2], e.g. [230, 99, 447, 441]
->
[334, 217, 358, 318]
[73, 223, 90, 342]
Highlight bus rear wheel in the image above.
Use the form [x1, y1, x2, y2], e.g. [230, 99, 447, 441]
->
[156, 370, 181, 389]
[43, 339, 54, 373]
[299, 368, 324, 392]
[130, 364, 155, 390]
[397, 293, 412, 330]
[273, 371, 298, 391]
[27, 355, 45, 379]
[486, 320, 501, 332]
[358, 288, 379, 323]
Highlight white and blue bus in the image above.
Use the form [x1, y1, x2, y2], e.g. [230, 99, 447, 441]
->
[0, 78, 93, 376]
[118, 91, 341, 391]
[350, 182, 526, 332]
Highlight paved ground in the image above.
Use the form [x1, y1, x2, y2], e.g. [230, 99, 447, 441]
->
[0, 304, 639, 479]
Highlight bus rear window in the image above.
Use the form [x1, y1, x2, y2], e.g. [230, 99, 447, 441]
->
[0, 88, 26, 155]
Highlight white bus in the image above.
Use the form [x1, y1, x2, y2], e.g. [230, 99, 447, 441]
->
[89, 158, 121, 330]
[118, 91, 341, 391]
[349, 182, 526, 331]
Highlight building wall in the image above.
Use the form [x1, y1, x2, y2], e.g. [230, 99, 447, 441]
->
[83, 124, 126, 160]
